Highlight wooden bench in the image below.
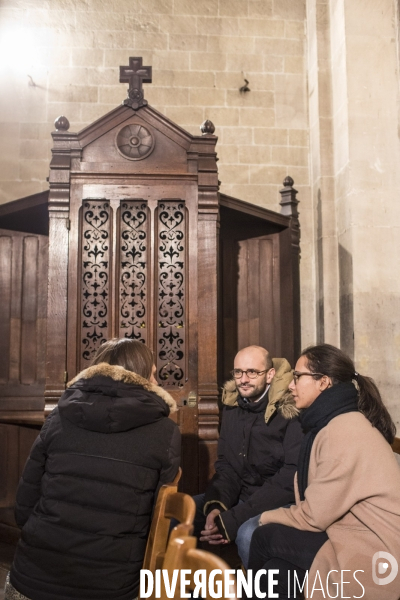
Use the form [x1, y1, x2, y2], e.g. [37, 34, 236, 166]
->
[150, 535, 239, 600]
[142, 471, 195, 573]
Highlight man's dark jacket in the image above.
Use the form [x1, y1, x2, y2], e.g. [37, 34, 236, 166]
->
[10, 363, 181, 600]
[204, 358, 304, 541]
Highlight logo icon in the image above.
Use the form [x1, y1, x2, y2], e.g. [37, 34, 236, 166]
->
[372, 551, 398, 586]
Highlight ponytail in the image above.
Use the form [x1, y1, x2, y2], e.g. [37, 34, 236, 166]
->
[357, 374, 396, 444]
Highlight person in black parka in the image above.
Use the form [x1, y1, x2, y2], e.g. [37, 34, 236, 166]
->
[7, 339, 181, 600]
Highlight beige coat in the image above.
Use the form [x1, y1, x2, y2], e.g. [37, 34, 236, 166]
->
[261, 412, 400, 599]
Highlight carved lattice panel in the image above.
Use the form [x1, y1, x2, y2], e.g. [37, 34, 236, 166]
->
[119, 200, 149, 342]
[80, 200, 111, 366]
[157, 200, 187, 387]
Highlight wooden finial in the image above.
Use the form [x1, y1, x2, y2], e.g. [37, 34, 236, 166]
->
[54, 116, 70, 131]
[280, 176, 298, 217]
[200, 120, 215, 135]
[279, 175, 300, 252]
[283, 175, 294, 187]
[119, 57, 152, 110]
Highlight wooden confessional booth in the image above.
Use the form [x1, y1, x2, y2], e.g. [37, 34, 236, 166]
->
[0, 58, 300, 544]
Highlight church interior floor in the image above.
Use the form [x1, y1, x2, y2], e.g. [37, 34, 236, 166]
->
[0, 542, 16, 600]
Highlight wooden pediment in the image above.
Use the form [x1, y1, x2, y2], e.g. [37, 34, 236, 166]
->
[78, 106, 193, 174]
[49, 55, 215, 181]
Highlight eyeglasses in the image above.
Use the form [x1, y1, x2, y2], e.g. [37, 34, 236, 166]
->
[292, 371, 325, 384]
[231, 369, 269, 379]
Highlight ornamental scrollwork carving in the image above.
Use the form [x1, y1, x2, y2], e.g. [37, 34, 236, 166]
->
[119, 201, 148, 342]
[80, 200, 110, 366]
[115, 124, 154, 160]
[157, 201, 186, 387]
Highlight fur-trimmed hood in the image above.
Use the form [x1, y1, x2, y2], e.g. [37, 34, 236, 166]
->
[58, 363, 178, 434]
[222, 357, 298, 422]
[67, 363, 177, 413]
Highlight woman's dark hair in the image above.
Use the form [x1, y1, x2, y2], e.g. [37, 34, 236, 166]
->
[301, 343, 396, 444]
[91, 338, 154, 380]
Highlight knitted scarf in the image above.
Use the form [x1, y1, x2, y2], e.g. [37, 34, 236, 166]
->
[297, 382, 359, 501]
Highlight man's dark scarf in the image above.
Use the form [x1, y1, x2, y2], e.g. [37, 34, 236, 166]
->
[298, 382, 359, 501]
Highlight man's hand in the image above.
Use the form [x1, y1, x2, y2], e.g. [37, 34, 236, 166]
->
[199, 508, 229, 545]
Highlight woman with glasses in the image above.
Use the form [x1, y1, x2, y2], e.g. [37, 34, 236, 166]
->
[247, 343, 400, 600]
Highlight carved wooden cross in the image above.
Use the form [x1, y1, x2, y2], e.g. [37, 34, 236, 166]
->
[119, 57, 152, 109]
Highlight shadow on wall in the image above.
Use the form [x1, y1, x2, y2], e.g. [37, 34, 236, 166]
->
[338, 244, 354, 360]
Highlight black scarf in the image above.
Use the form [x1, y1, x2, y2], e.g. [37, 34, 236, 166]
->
[297, 382, 359, 500]
[237, 389, 270, 413]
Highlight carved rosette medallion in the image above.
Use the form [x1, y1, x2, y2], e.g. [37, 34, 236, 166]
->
[119, 201, 148, 342]
[157, 201, 186, 387]
[80, 200, 110, 365]
[115, 124, 155, 160]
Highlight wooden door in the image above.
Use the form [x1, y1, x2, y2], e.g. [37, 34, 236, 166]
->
[66, 181, 199, 493]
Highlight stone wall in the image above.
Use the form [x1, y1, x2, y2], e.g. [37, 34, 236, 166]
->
[306, 0, 400, 426]
[0, 0, 309, 212]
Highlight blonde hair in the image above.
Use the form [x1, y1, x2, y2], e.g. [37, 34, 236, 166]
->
[91, 338, 154, 380]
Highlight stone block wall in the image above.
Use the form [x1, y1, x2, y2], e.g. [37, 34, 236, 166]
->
[0, 0, 309, 212]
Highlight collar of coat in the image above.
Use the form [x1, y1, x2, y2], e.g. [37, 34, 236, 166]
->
[222, 357, 298, 422]
[67, 363, 178, 414]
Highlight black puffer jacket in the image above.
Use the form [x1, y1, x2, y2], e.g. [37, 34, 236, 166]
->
[10, 363, 181, 600]
[203, 358, 304, 541]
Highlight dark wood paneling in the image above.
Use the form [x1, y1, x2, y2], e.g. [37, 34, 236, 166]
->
[247, 239, 261, 345]
[0, 423, 40, 542]
[9, 233, 23, 383]
[37, 236, 48, 382]
[219, 210, 299, 381]
[197, 214, 219, 494]
[0, 235, 12, 383]
[237, 238, 249, 348]
[219, 237, 238, 383]
[0, 230, 48, 408]
[0, 229, 48, 413]
[21, 237, 39, 384]
[237, 237, 278, 356]
[0, 425, 19, 508]
[259, 238, 277, 353]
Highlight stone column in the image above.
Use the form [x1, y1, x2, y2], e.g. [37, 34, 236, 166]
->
[308, 0, 400, 425]
[306, 0, 340, 346]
